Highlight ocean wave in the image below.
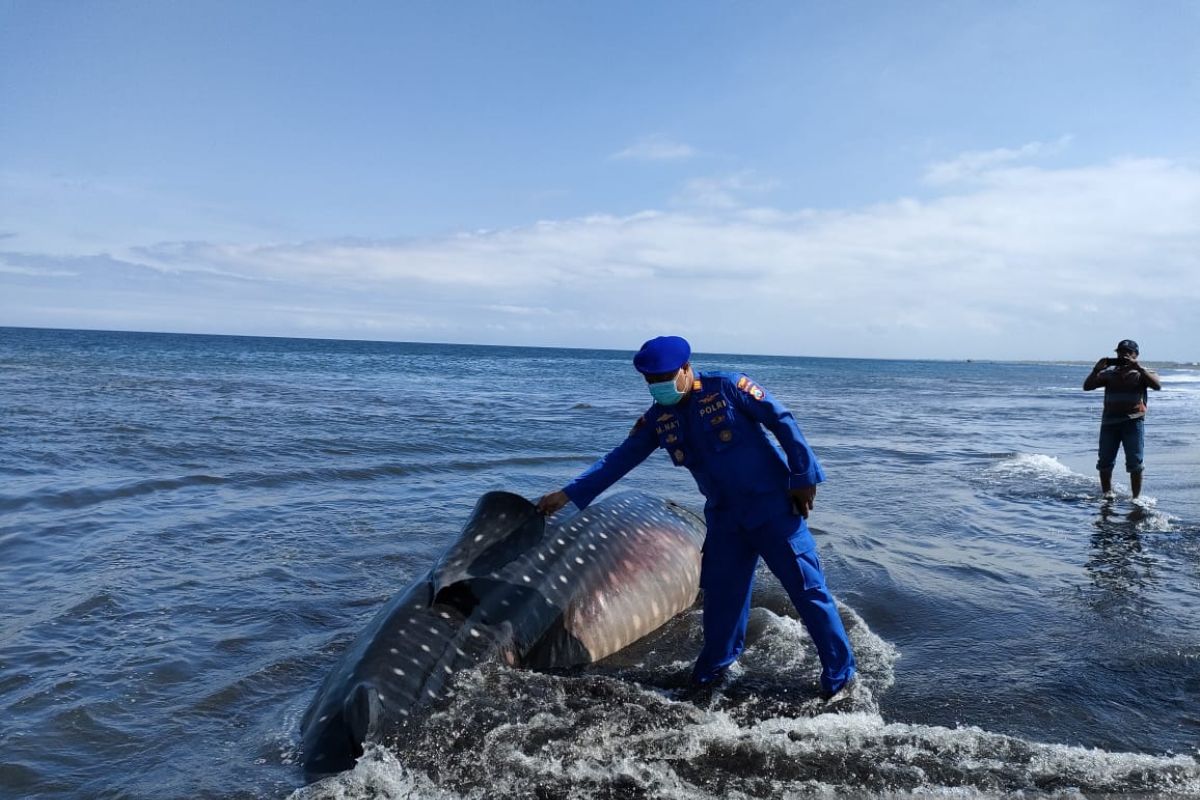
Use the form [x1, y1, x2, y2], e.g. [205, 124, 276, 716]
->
[1161, 373, 1200, 384]
[984, 452, 1084, 483]
[0, 455, 589, 513]
[0, 473, 228, 513]
[294, 675, 1200, 800]
[981, 452, 1097, 500]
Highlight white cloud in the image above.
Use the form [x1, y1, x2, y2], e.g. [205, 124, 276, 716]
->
[611, 134, 699, 161]
[924, 136, 1074, 185]
[5, 154, 1199, 360]
[673, 171, 781, 209]
[0, 263, 78, 278]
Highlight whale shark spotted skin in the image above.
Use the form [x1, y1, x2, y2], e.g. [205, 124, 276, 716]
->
[299, 490, 705, 773]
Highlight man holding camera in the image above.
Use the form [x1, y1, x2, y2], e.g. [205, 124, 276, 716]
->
[1083, 339, 1162, 499]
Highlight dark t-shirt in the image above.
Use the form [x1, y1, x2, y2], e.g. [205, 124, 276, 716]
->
[1092, 365, 1150, 424]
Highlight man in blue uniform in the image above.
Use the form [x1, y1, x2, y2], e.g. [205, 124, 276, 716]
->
[537, 335, 857, 700]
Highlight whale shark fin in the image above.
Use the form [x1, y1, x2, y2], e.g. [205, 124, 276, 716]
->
[431, 492, 545, 596]
[345, 683, 381, 748]
[300, 682, 380, 775]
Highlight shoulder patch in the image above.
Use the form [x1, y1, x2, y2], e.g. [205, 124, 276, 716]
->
[738, 378, 765, 400]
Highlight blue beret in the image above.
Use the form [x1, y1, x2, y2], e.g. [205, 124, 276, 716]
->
[633, 336, 691, 374]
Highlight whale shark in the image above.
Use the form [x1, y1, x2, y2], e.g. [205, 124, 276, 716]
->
[299, 489, 705, 773]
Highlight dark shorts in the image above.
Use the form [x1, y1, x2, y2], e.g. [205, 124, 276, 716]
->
[1097, 418, 1144, 473]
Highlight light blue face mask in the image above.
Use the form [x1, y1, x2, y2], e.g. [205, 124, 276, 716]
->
[648, 376, 684, 406]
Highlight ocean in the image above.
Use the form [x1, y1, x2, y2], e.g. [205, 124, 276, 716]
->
[1, 326, 1198, 799]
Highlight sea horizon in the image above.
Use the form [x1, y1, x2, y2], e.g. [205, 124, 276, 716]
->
[5, 323, 1196, 369]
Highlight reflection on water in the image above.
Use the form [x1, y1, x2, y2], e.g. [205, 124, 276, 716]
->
[1087, 501, 1156, 606]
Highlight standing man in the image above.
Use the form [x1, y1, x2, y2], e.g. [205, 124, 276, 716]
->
[537, 336, 857, 700]
[1083, 339, 1162, 499]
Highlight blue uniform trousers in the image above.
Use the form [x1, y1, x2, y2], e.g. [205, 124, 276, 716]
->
[692, 510, 857, 696]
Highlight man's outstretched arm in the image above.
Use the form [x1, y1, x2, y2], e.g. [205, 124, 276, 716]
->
[537, 416, 657, 515]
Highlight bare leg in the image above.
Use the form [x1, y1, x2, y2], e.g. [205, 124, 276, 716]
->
[1131, 471, 1142, 499]
[1100, 469, 1113, 494]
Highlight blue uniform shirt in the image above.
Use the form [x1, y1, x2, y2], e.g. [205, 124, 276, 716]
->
[564, 371, 825, 540]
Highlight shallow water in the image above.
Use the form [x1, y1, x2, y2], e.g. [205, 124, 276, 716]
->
[1, 327, 1198, 798]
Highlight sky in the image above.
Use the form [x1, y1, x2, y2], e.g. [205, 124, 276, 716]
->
[2, 1, 1198, 361]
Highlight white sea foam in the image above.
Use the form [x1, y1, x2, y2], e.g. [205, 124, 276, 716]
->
[290, 744, 459, 800]
[293, 705, 1200, 800]
[986, 452, 1079, 481]
[1160, 372, 1200, 384]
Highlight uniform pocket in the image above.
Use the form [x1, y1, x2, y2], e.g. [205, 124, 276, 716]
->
[705, 407, 738, 452]
[789, 543, 825, 591]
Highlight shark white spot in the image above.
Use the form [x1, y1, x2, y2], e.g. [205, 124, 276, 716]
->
[393, 667, 406, 676]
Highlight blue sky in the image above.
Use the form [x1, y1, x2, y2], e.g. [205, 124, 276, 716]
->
[2, 1, 1198, 360]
